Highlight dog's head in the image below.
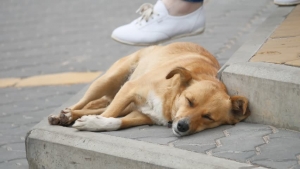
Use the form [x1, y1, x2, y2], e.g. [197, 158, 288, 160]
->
[166, 67, 250, 136]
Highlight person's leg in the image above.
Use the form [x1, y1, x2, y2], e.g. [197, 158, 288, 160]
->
[162, 0, 203, 16]
[111, 0, 205, 46]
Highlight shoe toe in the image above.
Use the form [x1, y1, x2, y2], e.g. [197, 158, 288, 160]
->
[112, 24, 169, 45]
[111, 24, 138, 44]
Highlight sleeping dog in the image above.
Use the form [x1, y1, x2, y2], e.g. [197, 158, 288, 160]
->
[48, 42, 250, 136]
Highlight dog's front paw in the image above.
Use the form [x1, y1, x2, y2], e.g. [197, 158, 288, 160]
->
[72, 115, 121, 131]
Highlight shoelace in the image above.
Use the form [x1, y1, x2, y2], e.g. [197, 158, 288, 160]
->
[136, 3, 160, 24]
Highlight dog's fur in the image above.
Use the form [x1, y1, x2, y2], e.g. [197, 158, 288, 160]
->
[48, 42, 250, 136]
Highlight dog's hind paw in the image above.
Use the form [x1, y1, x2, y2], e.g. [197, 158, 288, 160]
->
[48, 115, 60, 125]
[59, 108, 73, 126]
[48, 108, 74, 126]
[72, 115, 121, 131]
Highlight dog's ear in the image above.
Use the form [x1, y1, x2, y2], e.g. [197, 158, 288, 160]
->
[166, 67, 192, 86]
[228, 96, 251, 124]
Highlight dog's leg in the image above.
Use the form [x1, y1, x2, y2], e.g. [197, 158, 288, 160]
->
[82, 96, 111, 110]
[48, 97, 110, 126]
[70, 53, 140, 111]
[72, 111, 153, 131]
[48, 108, 107, 126]
[48, 52, 141, 126]
[100, 81, 140, 118]
[120, 110, 153, 129]
[48, 101, 136, 126]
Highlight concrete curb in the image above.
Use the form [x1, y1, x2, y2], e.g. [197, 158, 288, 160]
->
[222, 62, 300, 131]
[26, 125, 261, 169]
[218, 6, 300, 131]
[25, 86, 262, 169]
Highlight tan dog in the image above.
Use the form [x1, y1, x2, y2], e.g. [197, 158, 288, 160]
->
[48, 42, 250, 136]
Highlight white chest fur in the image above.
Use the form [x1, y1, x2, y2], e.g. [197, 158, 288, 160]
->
[139, 91, 168, 126]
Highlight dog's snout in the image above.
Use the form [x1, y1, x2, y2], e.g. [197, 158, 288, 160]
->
[177, 120, 189, 132]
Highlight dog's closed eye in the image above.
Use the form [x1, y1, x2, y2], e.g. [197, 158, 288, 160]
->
[186, 97, 194, 107]
[202, 114, 214, 121]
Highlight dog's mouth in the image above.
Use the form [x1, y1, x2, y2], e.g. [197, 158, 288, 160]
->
[172, 128, 183, 136]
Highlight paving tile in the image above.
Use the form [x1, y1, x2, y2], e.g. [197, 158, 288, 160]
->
[210, 123, 272, 163]
[0, 159, 28, 169]
[251, 5, 300, 67]
[106, 125, 177, 145]
[173, 125, 233, 153]
[291, 164, 300, 169]
[0, 148, 26, 163]
[250, 129, 300, 169]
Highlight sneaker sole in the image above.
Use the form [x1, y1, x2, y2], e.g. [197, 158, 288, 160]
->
[274, 1, 300, 5]
[111, 27, 205, 46]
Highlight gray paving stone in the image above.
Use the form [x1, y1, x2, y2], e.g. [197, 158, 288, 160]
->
[0, 135, 24, 146]
[0, 125, 32, 137]
[210, 123, 272, 163]
[0, 85, 85, 167]
[0, 85, 84, 114]
[107, 124, 266, 157]
[291, 164, 300, 169]
[1, 142, 26, 155]
[0, 148, 26, 163]
[0, 159, 28, 169]
[138, 136, 179, 145]
[173, 125, 233, 153]
[250, 129, 300, 169]
[270, 129, 300, 139]
[106, 125, 177, 145]
[251, 160, 298, 169]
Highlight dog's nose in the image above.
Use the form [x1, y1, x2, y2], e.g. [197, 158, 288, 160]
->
[177, 120, 189, 132]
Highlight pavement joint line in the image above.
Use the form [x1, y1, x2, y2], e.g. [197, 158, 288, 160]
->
[246, 160, 252, 165]
[206, 150, 212, 156]
[223, 130, 230, 137]
[215, 139, 222, 147]
[204, 125, 236, 157]
[269, 126, 279, 133]
[262, 135, 270, 144]
[168, 142, 175, 147]
[247, 126, 278, 164]
[255, 147, 261, 155]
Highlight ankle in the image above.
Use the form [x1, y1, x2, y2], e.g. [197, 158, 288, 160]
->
[162, 0, 203, 16]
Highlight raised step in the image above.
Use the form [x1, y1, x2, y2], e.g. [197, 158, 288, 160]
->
[219, 5, 300, 131]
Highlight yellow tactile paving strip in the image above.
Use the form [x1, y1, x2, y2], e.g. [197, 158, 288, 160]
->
[0, 72, 101, 88]
[251, 5, 300, 67]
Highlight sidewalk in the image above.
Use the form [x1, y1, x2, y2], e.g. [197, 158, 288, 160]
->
[1, 0, 298, 169]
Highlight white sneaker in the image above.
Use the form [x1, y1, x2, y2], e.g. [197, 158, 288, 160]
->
[274, 0, 300, 5]
[111, 0, 205, 46]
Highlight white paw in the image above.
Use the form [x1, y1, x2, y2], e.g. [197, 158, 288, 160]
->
[72, 115, 121, 131]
